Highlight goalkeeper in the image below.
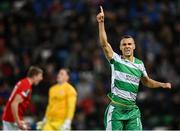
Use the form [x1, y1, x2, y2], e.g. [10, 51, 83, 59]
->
[37, 68, 77, 130]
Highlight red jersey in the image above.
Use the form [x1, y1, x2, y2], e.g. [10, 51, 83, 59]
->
[2, 78, 32, 122]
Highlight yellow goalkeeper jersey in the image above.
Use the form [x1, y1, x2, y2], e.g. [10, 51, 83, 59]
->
[45, 82, 77, 121]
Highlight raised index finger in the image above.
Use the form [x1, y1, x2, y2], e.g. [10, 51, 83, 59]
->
[100, 6, 104, 13]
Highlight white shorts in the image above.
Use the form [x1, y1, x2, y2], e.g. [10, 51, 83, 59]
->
[2, 121, 22, 131]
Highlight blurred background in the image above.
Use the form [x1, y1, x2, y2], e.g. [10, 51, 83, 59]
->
[0, 0, 179, 130]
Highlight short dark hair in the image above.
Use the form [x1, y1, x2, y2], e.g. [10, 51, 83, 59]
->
[120, 35, 135, 45]
[61, 68, 70, 76]
[121, 35, 133, 39]
[27, 66, 43, 77]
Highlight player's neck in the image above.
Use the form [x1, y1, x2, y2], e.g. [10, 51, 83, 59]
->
[27, 77, 33, 85]
[58, 81, 67, 85]
[123, 55, 134, 62]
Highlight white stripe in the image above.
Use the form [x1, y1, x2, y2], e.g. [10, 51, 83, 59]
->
[22, 92, 28, 97]
[136, 118, 142, 128]
[137, 118, 139, 126]
[137, 63, 148, 77]
[106, 105, 114, 130]
[114, 71, 140, 86]
[112, 87, 137, 101]
[113, 52, 139, 70]
[119, 60, 140, 70]
[112, 52, 147, 77]
[111, 64, 115, 88]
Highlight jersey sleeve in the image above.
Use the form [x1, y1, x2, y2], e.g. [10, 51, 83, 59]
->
[16, 82, 30, 100]
[141, 63, 148, 77]
[109, 52, 121, 64]
[66, 85, 77, 120]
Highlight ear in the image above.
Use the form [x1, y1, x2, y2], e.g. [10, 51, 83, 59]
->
[119, 41, 122, 51]
[120, 44, 122, 51]
[31, 76, 35, 84]
[133, 43, 136, 50]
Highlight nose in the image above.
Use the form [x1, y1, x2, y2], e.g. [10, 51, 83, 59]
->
[126, 44, 131, 47]
[124, 46, 129, 49]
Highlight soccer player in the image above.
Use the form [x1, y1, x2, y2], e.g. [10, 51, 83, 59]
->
[2, 66, 43, 130]
[96, 6, 171, 130]
[37, 68, 77, 130]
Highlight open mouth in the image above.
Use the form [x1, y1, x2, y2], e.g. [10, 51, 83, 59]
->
[124, 49, 131, 54]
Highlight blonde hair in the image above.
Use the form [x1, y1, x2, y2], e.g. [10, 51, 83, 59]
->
[27, 66, 43, 77]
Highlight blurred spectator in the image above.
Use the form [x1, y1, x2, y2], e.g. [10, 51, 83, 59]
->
[0, 0, 179, 130]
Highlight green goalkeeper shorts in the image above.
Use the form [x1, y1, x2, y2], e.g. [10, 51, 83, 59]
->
[104, 102, 142, 130]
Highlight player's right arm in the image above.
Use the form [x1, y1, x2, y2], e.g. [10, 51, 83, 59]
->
[11, 94, 29, 130]
[97, 6, 113, 60]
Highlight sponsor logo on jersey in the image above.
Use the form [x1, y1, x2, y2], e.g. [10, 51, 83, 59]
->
[125, 74, 139, 83]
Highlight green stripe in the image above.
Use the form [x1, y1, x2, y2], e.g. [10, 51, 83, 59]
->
[110, 59, 114, 64]
[134, 57, 143, 64]
[114, 61, 142, 77]
[108, 93, 136, 106]
[114, 79, 138, 93]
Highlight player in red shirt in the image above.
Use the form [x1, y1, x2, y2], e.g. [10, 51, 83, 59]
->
[2, 66, 43, 130]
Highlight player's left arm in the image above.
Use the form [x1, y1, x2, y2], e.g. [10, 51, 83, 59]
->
[66, 87, 77, 119]
[141, 76, 171, 89]
[61, 86, 77, 130]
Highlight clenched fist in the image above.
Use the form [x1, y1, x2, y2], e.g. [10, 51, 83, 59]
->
[96, 6, 104, 23]
[18, 121, 30, 131]
[162, 82, 172, 89]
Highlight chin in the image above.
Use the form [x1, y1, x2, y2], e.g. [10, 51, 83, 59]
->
[124, 54, 131, 57]
[35, 82, 40, 85]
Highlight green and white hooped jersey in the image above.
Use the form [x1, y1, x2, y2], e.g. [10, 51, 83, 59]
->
[108, 52, 148, 106]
